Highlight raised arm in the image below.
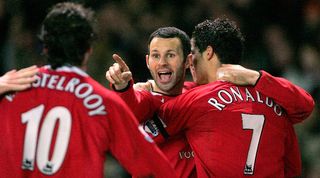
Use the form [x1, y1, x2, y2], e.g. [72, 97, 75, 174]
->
[106, 54, 132, 90]
[256, 71, 314, 123]
[105, 54, 159, 122]
[217, 64, 315, 124]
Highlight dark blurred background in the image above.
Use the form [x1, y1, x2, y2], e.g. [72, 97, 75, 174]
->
[1, 0, 319, 177]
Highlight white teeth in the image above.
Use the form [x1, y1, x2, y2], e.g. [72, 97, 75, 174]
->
[158, 72, 171, 75]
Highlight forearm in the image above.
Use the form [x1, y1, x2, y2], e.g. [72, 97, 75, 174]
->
[255, 71, 315, 123]
[112, 80, 156, 122]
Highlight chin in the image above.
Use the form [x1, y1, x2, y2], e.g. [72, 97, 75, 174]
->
[158, 84, 174, 92]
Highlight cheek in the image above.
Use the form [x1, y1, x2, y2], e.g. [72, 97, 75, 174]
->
[147, 60, 157, 69]
[193, 61, 199, 72]
[192, 57, 198, 66]
[195, 62, 204, 76]
[171, 61, 185, 72]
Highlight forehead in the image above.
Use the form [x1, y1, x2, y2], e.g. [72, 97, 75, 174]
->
[149, 37, 183, 52]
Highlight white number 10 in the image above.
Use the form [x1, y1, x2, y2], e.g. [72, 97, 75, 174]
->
[242, 113, 265, 175]
[21, 104, 71, 175]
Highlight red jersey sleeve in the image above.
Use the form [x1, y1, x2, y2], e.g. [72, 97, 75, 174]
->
[112, 80, 159, 123]
[255, 71, 315, 123]
[105, 94, 177, 178]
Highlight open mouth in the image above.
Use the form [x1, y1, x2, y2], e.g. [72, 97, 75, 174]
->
[158, 71, 172, 83]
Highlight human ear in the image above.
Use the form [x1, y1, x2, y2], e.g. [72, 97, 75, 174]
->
[206, 46, 214, 60]
[145, 55, 150, 69]
[185, 53, 192, 69]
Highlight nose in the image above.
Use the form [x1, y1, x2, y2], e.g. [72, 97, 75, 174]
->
[158, 56, 168, 65]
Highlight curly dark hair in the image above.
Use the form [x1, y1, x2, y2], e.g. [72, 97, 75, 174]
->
[38, 2, 96, 69]
[148, 27, 191, 62]
[192, 18, 245, 64]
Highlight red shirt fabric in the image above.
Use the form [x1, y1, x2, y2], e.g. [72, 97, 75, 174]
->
[255, 71, 314, 124]
[183, 81, 199, 92]
[116, 81, 197, 178]
[158, 71, 314, 178]
[0, 66, 176, 178]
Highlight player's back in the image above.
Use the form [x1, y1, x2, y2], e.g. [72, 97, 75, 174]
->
[192, 81, 291, 177]
[161, 81, 294, 177]
[0, 66, 111, 177]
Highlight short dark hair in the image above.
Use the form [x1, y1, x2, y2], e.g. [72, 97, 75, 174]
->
[39, 2, 96, 69]
[192, 18, 245, 64]
[148, 27, 191, 61]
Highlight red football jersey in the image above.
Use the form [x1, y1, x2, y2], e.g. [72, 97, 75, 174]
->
[158, 72, 314, 177]
[255, 71, 314, 123]
[115, 81, 196, 178]
[183, 81, 198, 92]
[0, 66, 176, 178]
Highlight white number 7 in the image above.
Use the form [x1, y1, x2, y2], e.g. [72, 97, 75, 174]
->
[242, 113, 265, 175]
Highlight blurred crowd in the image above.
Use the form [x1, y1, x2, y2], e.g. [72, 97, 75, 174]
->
[0, 0, 319, 177]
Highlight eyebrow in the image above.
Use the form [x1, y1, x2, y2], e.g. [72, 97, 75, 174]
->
[150, 49, 177, 53]
[166, 50, 177, 53]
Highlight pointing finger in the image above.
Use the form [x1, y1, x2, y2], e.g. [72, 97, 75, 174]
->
[112, 54, 129, 72]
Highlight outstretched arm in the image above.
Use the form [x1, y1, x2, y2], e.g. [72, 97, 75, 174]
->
[216, 64, 260, 86]
[0, 65, 38, 95]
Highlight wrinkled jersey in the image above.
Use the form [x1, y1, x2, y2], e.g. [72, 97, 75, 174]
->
[115, 80, 196, 178]
[0, 66, 176, 178]
[159, 71, 314, 177]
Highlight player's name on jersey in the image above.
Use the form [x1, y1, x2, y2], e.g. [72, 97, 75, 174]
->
[208, 86, 283, 116]
[32, 73, 107, 116]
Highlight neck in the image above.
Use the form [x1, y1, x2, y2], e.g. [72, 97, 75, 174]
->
[207, 59, 221, 83]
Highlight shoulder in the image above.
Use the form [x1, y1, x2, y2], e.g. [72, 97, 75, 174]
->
[183, 81, 198, 92]
[173, 81, 232, 104]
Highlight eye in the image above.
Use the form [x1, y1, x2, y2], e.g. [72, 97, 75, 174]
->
[151, 53, 160, 59]
[167, 53, 175, 58]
